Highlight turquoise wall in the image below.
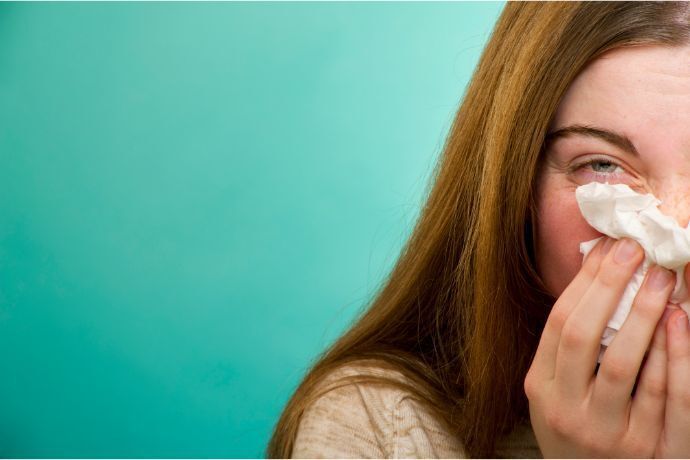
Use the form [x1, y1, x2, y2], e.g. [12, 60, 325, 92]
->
[0, 2, 503, 457]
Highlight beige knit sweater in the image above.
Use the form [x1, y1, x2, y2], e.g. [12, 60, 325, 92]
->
[291, 360, 542, 459]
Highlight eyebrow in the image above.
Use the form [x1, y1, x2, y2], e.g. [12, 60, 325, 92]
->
[544, 124, 639, 157]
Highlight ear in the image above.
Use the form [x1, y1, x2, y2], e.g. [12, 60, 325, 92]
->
[684, 262, 690, 288]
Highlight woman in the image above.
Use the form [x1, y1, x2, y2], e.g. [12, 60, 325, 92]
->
[267, 2, 690, 458]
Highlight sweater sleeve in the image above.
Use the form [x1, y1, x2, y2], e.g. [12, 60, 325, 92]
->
[290, 363, 467, 458]
[391, 395, 467, 458]
[291, 381, 391, 458]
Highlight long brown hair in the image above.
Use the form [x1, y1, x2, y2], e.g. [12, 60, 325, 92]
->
[267, 2, 690, 458]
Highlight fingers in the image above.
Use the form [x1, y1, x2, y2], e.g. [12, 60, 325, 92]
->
[554, 237, 644, 401]
[662, 308, 690, 455]
[625, 306, 675, 445]
[528, 237, 612, 383]
[591, 265, 674, 422]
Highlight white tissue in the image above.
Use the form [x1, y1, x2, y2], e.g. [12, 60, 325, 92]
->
[575, 182, 690, 362]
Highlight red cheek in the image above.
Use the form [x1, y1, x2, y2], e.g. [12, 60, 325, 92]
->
[535, 190, 603, 297]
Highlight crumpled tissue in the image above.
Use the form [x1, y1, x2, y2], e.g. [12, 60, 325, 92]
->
[575, 182, 690, 361]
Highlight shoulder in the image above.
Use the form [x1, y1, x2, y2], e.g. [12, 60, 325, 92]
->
[291, 360, 467, 459]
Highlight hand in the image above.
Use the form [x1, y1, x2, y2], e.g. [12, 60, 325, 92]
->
[524, 236, 676, 458]
[648, 263, 690, 458]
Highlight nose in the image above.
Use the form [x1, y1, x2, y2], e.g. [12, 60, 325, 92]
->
[656, 188, 690, 229]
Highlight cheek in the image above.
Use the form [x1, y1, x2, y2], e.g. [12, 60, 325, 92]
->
[535, 181, 602, 297]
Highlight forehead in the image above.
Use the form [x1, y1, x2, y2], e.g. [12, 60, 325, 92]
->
[550, 44, 690, 156]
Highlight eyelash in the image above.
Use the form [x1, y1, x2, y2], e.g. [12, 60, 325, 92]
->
[570, 155, 626, 176]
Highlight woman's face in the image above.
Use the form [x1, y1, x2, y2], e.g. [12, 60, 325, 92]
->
[536, 44, 690, 297]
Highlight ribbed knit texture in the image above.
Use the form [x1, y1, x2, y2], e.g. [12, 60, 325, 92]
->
[291, 361, 542, 459]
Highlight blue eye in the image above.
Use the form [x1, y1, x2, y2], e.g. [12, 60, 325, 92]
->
[573, 157, 624, 175]
[567, 155, 649, 192]
[586, 159, 621, 173]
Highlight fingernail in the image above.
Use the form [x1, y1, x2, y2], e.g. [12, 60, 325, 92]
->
[647, 265, 674, 291]
[614, 238, 640, 264]
[674, 312, 689, 331]
[600, 238, 615, 256]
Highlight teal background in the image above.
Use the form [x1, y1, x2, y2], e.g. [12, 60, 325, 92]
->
[0, 2, 503, 457]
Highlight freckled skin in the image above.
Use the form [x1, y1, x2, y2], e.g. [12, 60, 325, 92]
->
[535, 44, 690, 297]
